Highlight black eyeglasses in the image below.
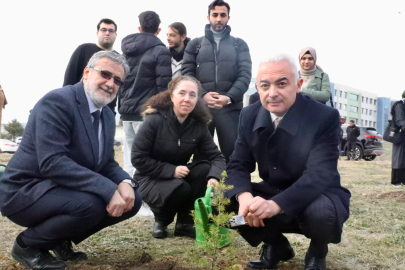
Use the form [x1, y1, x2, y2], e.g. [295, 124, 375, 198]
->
[99, 28, 116, 34]
[90, 67, 124, 87]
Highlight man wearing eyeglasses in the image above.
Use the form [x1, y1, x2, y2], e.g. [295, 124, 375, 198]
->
[182, 0, 252, 164]
[63, 18, 119, 114]
[0, 51, 142, 270]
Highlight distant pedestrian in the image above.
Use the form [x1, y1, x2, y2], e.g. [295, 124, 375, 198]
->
[167, 22, 190, 78]
[391, 91, 405, 186]
[346, 120, 360, 160]
[0, 85, 8, 140]
[63, 18, 119, 114]
[298, 47, 332, 105]
[119, 11, 172, 176]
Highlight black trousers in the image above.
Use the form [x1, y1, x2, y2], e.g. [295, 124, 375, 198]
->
[208, 107, 240, 163]
[150, 162, 211, 225]
[8, 186, 142, 250]
[227, 183, 340, 258]
[347, 140, 357, 155]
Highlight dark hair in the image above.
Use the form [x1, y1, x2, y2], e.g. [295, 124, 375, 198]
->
[97, 18, 117, 31]
[208, 0, 230, 15]
[142, 76, 212, 124]
[350, 120, 355, 123]
[139, 11, 161, 34]
[168, 22, 187, 37]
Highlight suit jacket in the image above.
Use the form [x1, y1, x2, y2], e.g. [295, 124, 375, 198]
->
[226, 93, 350, 240]
[0, 82, 134, 217]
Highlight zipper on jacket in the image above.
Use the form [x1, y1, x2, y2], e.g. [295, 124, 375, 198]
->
[178, 139, 180, 146]
[214, 43, 218, 86]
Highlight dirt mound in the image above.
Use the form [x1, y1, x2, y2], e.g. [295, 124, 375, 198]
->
[369, 191, 405, 202]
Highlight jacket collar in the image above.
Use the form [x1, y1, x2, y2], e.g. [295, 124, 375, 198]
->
[204, 24, 231, 42]
[252, 93, 308, 137]
[314, 68, 323, 79]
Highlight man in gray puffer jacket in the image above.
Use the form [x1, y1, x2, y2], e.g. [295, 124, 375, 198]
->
[119, 11, 172, 176]
[182, 0, 252, 163]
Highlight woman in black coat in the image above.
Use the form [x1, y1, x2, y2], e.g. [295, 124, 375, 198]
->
[131, 76, 226, 239]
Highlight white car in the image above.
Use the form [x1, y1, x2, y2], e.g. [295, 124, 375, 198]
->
[0, 139, 19, 153]
[15, 136, 22, 144]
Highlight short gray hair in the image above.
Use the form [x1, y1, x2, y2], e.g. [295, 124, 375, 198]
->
[87, 51, 130, 79]
[259, 54, 299, 83]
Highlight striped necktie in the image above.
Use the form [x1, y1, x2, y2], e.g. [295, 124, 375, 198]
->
[274, 117, 282, 129]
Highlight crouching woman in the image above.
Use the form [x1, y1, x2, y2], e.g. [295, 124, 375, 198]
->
[131, 76, 226, 239]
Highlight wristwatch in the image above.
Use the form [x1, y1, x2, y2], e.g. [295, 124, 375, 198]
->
[122, 179, 135, 187]
[226, 97, 232, 105]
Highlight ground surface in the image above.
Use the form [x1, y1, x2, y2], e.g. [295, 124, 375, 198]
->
[0, 143, 404, 269]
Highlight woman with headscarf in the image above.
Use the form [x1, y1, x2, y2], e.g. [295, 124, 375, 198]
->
[131, 75, 226, 239]
[299, 47, 331, 105]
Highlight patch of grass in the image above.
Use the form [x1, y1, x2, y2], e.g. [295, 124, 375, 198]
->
[2, 144, 405, 269]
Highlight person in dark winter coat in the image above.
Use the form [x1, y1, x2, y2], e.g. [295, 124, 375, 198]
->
[182, 0, 252, 163]
[119, 11, 172, 176]
[131, 76, 226, 239]
[391, 92, 405, 186]
[63, 18, 120, 114]
[167, 22, 190, 78]
[346, 120, 360, 160]
[224, 54, 350, 270]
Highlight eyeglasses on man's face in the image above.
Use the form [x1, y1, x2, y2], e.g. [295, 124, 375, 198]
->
[90, 67, 124, 87]
[99, 28, 116, 34]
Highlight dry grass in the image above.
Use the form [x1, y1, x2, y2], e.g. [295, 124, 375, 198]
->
[1, 143, 405, 269]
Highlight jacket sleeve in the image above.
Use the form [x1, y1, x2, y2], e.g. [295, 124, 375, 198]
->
[225, 39, 252, 103]
[271, 109, 341, 217]
[34, 92, 118, 204]
[302, 72, 331, 103]
[131, 115, 177, 179]
[394, 102, 405, 130]
[63, 46, 85, 87]
[155, 48, 172, 92]
[355, 127, 360, 137]
[181, 38, 198, 78]
[225, 108, 257, 198]
[198, 128, 226, 180]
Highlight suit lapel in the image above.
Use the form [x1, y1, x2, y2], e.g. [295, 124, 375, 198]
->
[75, 83, 99, 168]
[253, 106, 274, 139]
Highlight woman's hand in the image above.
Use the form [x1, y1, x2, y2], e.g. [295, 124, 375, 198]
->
[207, 178, 219, 187]
[174, 166, 190, 178]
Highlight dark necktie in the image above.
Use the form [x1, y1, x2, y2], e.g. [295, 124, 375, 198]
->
[274, 117, 282, 129]
[92, 110, 100, 143]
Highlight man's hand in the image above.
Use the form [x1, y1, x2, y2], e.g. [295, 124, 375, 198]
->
[119, 119, 123, 126]
[174, 166, 190, 178]
[244, 197, 281, 220]
[238, 192, 265, 227]
[107, 190, 127, 217]
[207, 178, 219, 187]
[215, 95, 229, 107]
[118, 182, 135, 213]
[203, 92, 223, 109]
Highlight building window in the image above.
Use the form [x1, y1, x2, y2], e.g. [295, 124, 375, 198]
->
[349, 94, 358, 101]
[349, 106, 358, 112]
[373, 122, 376, 127]
[366, 97, 369, 103]
[334, 102, 337, 108]
[374, 100, 377, 105]
[339, 103, 342, 109]
[361, 119, 364, 125]
[374, 110, 377, 116]
[365, 109, 368, 114]
[362, 108, 364, 114]
[339, 91, 342, 97]
[343, 104, 347, 111]
[335, 90, 337, 96]
[369, 110, 372, 115]
[362, 96, 364, 102]
[344, 92, 347, 98]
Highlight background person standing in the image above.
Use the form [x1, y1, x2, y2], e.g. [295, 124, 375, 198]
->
[167, 22, 190, 78]
[391, 92, 405, 186]
[346, 120, 360, 160]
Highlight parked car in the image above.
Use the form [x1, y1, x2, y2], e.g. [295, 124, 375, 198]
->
[340, 125, 384, 161]
[0, 139, 19, 153]
[15, 136, 22, 144]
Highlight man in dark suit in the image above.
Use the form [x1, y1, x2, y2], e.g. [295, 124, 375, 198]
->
[225, 54, 350, 270]
[0, 51, 142, 270]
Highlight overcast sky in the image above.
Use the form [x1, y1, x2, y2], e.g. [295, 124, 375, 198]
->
[1, 0, 404, 124]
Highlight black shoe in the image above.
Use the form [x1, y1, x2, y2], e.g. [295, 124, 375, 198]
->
[304, 250, 326, 270]
[152, 222, 168, 239]
[247, 242, 295, 269]
[11, 241, 66, 270]
[52, 240, 87, 261]
[174, 223, 196, 239]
